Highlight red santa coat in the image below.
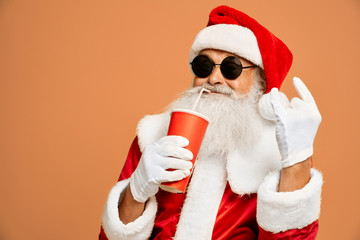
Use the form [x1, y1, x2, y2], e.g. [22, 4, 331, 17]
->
[100, 113, 323, 240]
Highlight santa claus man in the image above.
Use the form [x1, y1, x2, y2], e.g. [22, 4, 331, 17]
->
[99, 5, 323, 240]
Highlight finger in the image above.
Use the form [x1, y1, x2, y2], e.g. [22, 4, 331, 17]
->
[293, 77, 316, 104]
[258, 92, 276, 121]
[159, 144, 193, 160]
[157, 135, 189, 148]
[162, 169, 190, 182]
[160, 157, 193, 171]
[290, 97, 303, 108]
[270, 88, 287, 120]
[278, 91, 290, 107]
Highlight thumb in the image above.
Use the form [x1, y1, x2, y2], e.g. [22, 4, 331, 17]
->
[270, 88, 286, 120]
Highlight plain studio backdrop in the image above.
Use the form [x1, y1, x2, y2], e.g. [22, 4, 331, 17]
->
[1, 0, 359, 239]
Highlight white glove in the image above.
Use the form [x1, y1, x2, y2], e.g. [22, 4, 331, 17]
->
[259, 90, 290, 121]
[129, 135, 193, 203]
[269, 77, 322, 168]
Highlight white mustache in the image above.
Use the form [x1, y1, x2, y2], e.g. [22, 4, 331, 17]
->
[187, 83, 235, 96]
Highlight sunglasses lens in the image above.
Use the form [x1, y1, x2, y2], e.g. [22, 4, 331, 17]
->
[220, 56, 243, 80]
[191, 55, 213, 78]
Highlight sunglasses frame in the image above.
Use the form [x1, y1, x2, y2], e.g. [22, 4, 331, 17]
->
[190, 55, 257, 80]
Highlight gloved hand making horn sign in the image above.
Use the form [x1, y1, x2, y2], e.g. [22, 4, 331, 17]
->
[260, 77, 322, 168]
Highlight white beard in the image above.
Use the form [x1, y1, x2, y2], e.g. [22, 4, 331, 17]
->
[167, 82, 267, 158]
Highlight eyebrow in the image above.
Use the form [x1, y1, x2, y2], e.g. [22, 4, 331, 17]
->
[198, 52, 247, 65]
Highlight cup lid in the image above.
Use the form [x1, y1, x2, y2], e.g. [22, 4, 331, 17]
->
[171, 108, 209, 122]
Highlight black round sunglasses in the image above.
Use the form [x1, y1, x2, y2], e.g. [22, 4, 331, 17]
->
[190, 55, 257, 80]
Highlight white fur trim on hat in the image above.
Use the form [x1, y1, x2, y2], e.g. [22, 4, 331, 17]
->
[102, 179, 157, 240]
[189, 24, 263, 67]
[256, 169, 323, 233]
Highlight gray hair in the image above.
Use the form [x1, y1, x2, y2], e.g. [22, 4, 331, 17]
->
[254, 67, 266, 94]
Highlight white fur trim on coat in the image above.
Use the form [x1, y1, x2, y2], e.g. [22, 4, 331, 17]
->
[189, 24, 263, 67]
[256, 169, 323, 233]
[102, 179, 157, 240]
[227, 122, 282, 195]
[136, 113, 171, 153]
[174, 156, 227, 240]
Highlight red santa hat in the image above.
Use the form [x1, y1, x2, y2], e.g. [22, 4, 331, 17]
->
[189, 6, 293, 93]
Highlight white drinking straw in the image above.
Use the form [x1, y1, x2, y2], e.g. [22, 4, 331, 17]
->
[191, 88, 211, 111]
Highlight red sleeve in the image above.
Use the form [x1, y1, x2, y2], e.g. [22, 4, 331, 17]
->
[258, 220, 319, 240]
[98, 227, 108, 240]
[118, 136, 142, 181]
[98, 137, 143, 240]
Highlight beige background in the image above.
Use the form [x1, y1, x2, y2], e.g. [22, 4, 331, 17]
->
[1, 0, 359, 239]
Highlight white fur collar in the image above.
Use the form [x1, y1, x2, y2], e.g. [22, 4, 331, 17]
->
[136, 112, 282, 195]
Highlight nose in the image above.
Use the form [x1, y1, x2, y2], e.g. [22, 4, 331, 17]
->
[207, 65, 225, 86]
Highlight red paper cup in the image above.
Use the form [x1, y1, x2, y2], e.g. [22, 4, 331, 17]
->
[160, 109, 209, 194]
